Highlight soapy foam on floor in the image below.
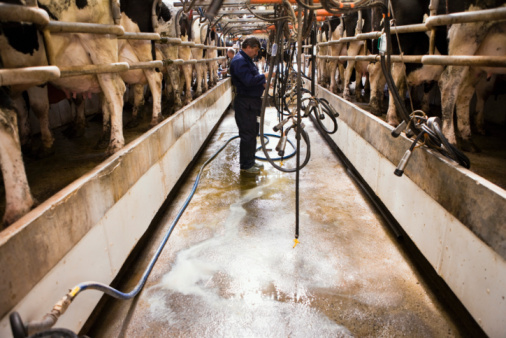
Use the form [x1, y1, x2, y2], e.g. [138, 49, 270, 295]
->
[146, 175, 352, 336]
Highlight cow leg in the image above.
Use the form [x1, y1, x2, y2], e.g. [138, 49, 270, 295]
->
[343, 61, 356, 101]
[143, 69, 163, 127]
[456, 70, 480, 152]
[386, 62, 406, 126]
[11, 94, 30, 150]
[474, 75, 493, 135]
[440, 66, 469, 146]
[367, 62, 385, 116]
[168, 64, 182, 110]
[81, 35, 125, 155]
[63, 96, 86, 140]
[194, 63, 203, 98]
[0, 105, 35, 227]
[202, 63, 208, 93]
[329, 60, 338, 94]
[182, 64, 193, 105]
[26, 86, 54, 157]
[440, 21, 485, 146]
[96, 93, 110, 149]
[363, 72, 370, 102]
[126, 84, 145, 129]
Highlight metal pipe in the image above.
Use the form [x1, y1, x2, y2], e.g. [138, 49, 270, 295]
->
[118, 32, 161, 40]
[0, 3, 49, 26]
[316, 54, 506, 67]
[422, 55, 506, 67]
[128, 61, 164, 70]
[59, 62, 129, 77]
[47, 21, 125, 35]
[0, 66, 60, 86]
[425, 6, 506, 28]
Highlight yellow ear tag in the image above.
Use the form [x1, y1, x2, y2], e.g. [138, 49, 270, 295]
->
[293, 238, 300, 248]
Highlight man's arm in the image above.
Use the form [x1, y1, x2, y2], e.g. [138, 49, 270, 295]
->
[234, 62, 266, 87]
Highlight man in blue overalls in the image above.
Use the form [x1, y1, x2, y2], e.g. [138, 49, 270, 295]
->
[230, 37, 267, 174]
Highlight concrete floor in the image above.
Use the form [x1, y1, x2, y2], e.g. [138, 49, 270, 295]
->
[85, 107, 464, 337]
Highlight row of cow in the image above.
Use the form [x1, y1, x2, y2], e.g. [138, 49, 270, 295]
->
[316, 0, 505, 153]
[0, 0, 226, 227]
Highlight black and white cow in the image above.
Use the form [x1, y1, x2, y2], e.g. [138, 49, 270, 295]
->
[0, 0, 52, 225]
[317, 22, 330, 87]
[439, 0, 506, 151]
[156, 2, 183, 110]
[0, 0, 53, 157]
[367, 0, 447, 125]
[0, 85, 36, 227]
[119, 0, 171, 128]
[191, 16, 208, 97]
[342, 9, 380, 103]
[37, 0, 126, 155]
[204, 27, 219, 88]
[178, 10, 194, 106]
[326, 16, 346, 94]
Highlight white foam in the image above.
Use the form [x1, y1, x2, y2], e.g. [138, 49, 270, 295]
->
[146, 175, 351, 335]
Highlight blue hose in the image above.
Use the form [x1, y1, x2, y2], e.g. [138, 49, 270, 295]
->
[15, 132, 296, 337]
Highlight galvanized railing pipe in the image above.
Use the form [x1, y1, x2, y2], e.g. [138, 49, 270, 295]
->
[0, 66, 60, 86]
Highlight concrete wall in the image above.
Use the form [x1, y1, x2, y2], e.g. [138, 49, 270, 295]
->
[316, 85, 506, 338]
[0, 79, 232, 336]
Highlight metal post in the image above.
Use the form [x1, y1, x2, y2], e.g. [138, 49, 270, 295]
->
[295, 4, 303, 242]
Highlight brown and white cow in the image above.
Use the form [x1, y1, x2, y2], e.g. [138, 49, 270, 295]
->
[439, 1, 506, 152]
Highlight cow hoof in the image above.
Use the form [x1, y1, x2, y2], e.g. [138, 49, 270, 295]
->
[62, 123, 85, 139]
[36, 145, 55, 159]
[125, 118, 141, 129]
[150, 115, 164, 127]
[460, 139, 481, 153]
[95, 135, 110, 150]
[106, 141, 124, 156]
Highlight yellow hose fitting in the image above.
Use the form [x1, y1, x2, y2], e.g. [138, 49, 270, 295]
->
[293, 238, 300, 248]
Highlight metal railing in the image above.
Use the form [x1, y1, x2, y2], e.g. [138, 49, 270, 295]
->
[0, 3, 228, 86]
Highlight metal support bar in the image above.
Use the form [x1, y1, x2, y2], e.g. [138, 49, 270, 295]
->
[425, 6, 506, 28]
[316, 54, 506, 67]
[128, 61, 164, 70]
[59, 62, 129, 77]
[0, 66, 60, 86]
[47, 21, 125, 36]
[0, 3, 49, 26]
[118, 32, 161, 40]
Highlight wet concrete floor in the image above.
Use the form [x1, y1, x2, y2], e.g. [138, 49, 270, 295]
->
[84, 107, 465, 337]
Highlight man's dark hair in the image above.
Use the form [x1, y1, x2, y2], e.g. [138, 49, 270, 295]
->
[242, 37, 261, 49]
